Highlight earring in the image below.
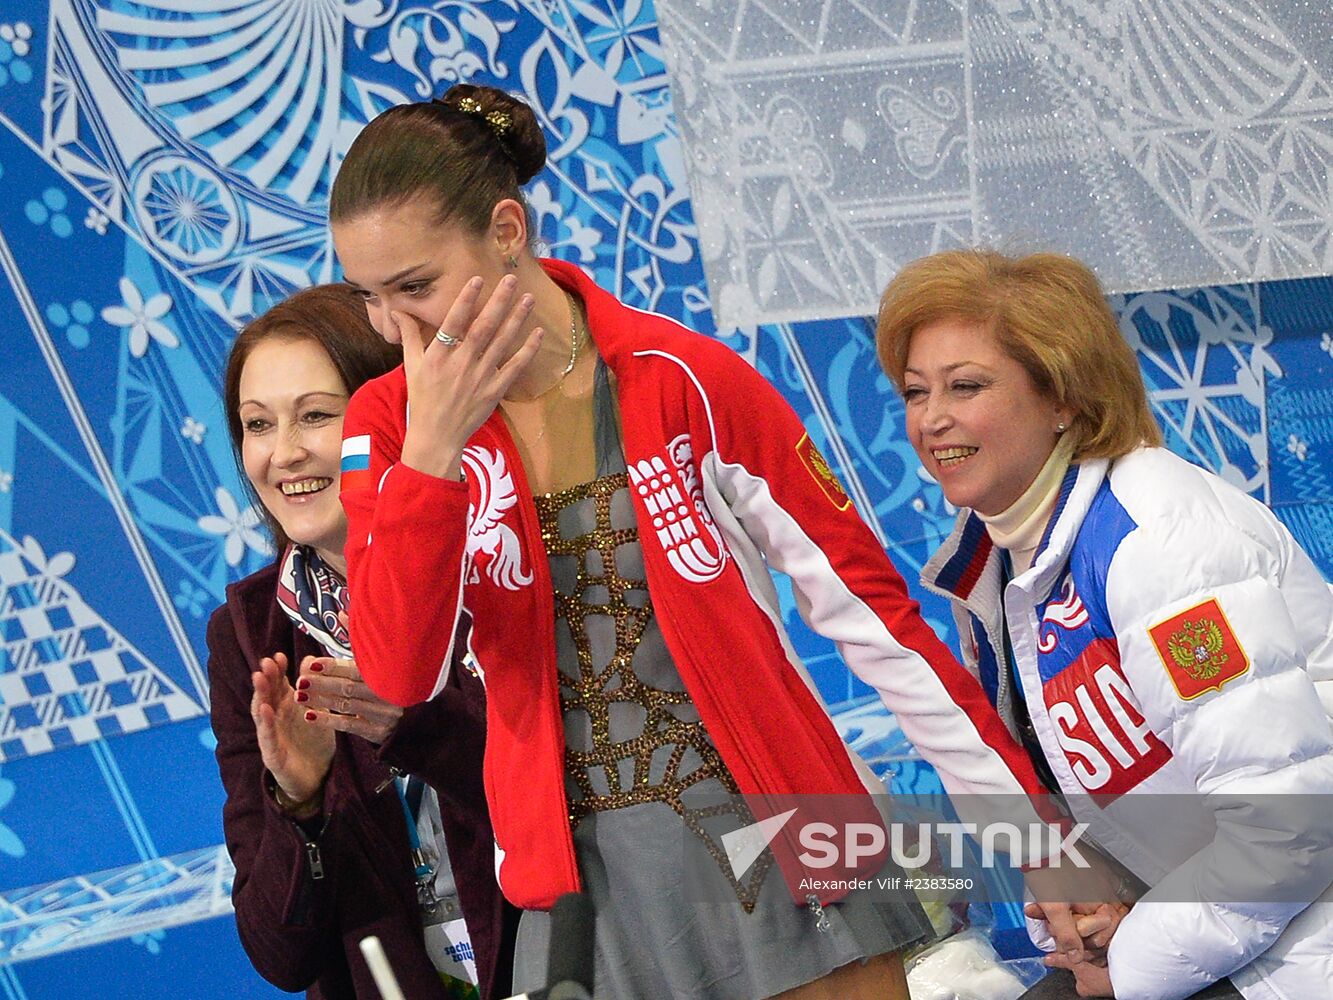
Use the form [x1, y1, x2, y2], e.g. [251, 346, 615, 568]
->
[506, 253, 518, 269]
[1056, 422, 1067, 433]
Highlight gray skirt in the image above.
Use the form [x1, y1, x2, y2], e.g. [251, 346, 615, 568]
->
[512, 802, 931, 999]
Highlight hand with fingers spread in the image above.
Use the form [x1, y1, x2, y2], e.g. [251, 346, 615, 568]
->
[251, 651, 336, 808]
[396, 273, 545, 481]
[295, 656, 404, 744]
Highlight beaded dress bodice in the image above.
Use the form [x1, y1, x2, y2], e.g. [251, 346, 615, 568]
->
[535, 472, 770, 907]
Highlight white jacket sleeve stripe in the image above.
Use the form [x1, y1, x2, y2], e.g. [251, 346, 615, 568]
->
[706, 450, 1047, 821]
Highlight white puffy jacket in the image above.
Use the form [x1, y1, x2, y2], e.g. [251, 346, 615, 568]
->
[921, 447, 1333, 1000]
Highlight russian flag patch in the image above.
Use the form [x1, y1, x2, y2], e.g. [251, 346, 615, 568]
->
[341, 435, 372, 491]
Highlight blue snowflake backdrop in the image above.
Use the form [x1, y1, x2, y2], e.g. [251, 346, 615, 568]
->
[0, 2, 1329, 996]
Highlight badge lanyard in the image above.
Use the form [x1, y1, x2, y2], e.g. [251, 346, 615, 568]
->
[396, 775, 441, 917]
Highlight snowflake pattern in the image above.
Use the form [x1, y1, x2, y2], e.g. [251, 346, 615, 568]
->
[130, 928, 165, 955]
[139, 164, 232, 260]
[0, 470, 12, 493]
[1287, 434, 1309, 462]
[0, 20, 33, 88]
[84, 206, 109, 235]
[46, 298, 94, 349]
[180, 417, 206, 445]
[197, 486, 271, 566]
[102, 277, 178, 358]
[568, 0, 663, 82]
[0, 23, 31, 59]
[173, 578, 208, 618]
[24, 188, 73, 238]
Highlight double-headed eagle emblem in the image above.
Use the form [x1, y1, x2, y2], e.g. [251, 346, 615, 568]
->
[1165, 619, 1229, 681]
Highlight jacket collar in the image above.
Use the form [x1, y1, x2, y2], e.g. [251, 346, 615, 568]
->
[921, 460, 1109, 615]
[225, 560, 322, 677]
[541, 257, 622, 362]
[540, 257, 677, 373]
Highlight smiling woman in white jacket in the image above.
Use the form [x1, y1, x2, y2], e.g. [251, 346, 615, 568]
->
[876, 248, 1333, 1000]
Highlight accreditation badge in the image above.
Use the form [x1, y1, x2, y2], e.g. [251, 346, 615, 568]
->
[423, 915, 479, 997]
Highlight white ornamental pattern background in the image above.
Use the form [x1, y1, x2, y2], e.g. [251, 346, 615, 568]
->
[0, 0, 1330, 995]
[655, 0, 1333, 327]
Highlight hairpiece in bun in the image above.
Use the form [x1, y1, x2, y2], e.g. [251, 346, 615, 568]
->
[331, 84, 548, 234]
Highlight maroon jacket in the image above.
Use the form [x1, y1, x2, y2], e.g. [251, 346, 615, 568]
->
[207, 561, 515, 999]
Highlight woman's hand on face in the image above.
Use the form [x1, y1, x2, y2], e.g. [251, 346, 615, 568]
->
[251, 651, 335, 805]
[295, 656, 404, 745]
[397, 274, 545, 480]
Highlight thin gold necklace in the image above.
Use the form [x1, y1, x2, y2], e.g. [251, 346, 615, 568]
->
[507, 291, 587, 404]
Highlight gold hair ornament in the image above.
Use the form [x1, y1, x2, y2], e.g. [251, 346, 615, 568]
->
[450, 95, 512, 139]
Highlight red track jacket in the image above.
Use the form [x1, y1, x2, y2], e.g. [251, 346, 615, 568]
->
[342, 259, 1046, 910]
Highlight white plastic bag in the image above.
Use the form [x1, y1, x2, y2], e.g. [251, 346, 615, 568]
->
[906, 929, 1031, 1000]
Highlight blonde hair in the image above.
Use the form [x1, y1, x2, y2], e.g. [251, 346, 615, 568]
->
[875, 248, 1161, 460]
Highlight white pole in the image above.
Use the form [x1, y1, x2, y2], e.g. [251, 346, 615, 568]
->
[358, 934, 406, 1000]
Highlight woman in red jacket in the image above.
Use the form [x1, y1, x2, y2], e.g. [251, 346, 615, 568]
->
[328, 86, 1103, 999]
[208, 284, 515, 999]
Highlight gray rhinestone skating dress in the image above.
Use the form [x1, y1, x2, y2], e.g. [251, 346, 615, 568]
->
[510, 365, 930, 999]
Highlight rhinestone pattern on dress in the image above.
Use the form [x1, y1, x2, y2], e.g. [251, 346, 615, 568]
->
[535, 472, 770, 909]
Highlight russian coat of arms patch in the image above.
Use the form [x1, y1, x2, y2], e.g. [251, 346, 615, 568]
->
[795, 432, 852, 511]
[1148, 598, 1250, 700]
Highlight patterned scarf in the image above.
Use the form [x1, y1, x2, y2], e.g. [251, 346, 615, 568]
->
[275, 544, 352, 658]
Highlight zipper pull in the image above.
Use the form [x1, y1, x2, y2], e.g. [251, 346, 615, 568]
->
[305, 841, 325, 881]
[805, 893, 831, 933]
[373, 765, 403, 795]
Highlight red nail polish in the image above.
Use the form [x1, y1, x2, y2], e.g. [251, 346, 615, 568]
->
[309, 662, 323, 672]
[304, 711, 317, 722]
[296, 677, 310, 690]
[295, 692, 308, 703]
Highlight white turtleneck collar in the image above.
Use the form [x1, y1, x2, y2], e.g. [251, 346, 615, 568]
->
[977, 433, 1075, 578]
